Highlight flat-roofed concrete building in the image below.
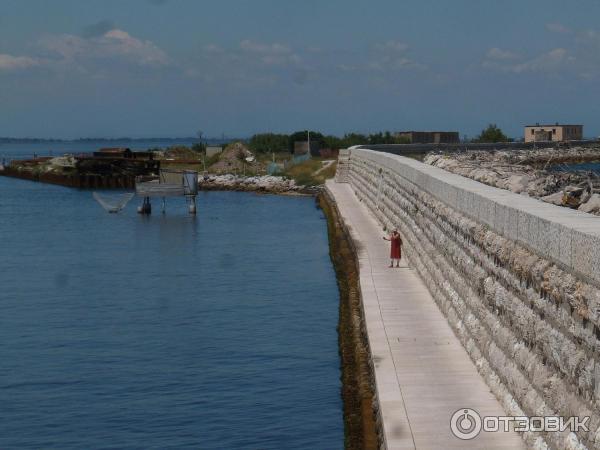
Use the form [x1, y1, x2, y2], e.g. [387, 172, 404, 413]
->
[395, 131, 460, 144]
[524, 123, 583, 142]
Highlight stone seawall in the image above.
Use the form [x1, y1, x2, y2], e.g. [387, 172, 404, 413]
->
[339, 148, 600, 450]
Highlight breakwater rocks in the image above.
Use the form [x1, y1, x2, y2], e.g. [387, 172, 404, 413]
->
[342, 149, 600, 450]
[199, 174, 317, 195]
[424, 146, 600, 215]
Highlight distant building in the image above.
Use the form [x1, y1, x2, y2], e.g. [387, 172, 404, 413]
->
[524, 123, 583, 142]
[205, 146, 223, 158]
[395, 131, 460, 144]
[294, 140, 321, 156]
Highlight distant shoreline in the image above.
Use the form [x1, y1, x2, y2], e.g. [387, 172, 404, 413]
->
[0, 137, 236, 144]
[0, 167, 320, 196]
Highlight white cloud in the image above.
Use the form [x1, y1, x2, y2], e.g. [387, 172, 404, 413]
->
[375, 40, 409, 53]
[202, 44, 223, 53]
[579, 71, 595, 80]
[337, 63, 357, 72]
[482, 27, 600, 79]
[237, 40, 299, 66]
[82, 19, 115, 38]
[40, 28, 168, 67]
[482, 47, 573, 74]
[193, 38, 424, 88]
[486, 47, 519, 60]
[103, 29, 168, 65]
[367, 40, 426, 72]
[0, 54, 40, 71]
[191, 39, 305, 87]
[41, 34, 85, 60]
[240, 40, 291, 55]
[576, 29, 600, 47]
[546, 23, 570, 34]
[369, 56, 425, 71]
[512, 48, 572, 73]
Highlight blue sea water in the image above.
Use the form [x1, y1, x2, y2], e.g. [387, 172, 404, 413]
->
[0, 177, 343, 449]
[552, 161, 600, 173]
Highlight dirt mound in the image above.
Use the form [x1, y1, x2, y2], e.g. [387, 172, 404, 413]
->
[209, 142, 263, 174]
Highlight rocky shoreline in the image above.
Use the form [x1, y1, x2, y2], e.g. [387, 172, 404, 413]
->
[424, 146, 600, 215]
[198, 174, 320, 195]
[0, 164, 323, 196]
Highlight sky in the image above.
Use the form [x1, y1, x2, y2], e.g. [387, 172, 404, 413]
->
[1, 0, 600, 139]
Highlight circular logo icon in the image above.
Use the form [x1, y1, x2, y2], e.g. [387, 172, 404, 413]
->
[450, 408, 482, 440]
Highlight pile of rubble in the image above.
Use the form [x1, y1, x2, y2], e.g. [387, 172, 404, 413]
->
[199, 174, 311, 194]
[45, 155, 77, 171]
[424, 146, 600, 215]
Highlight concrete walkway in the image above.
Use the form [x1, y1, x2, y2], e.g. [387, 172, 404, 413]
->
[327, 181, 526, 450]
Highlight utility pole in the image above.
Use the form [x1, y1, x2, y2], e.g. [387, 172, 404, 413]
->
[197, 130, 206, 174]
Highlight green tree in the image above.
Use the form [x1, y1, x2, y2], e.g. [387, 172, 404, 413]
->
[288, 130, 325, 152]
[341, 133, 368, 147]
[248, 133, 289, 153]
[323, 135, 344, 150]
[392, 134, 411, 144]
[475, 124, 511, 143]
[369, 131, 403, 145]
[191, 142, 206, 154]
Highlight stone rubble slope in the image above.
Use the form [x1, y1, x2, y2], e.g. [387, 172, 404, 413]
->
[424, 146, 600, 215]
[199, 174, 304, 193]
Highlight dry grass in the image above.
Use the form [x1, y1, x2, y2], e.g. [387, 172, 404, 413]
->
[283, 158, 337, 186]
[160, 161, 204, 172]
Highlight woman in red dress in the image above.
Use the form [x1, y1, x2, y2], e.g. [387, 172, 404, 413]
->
[383, 229, 402, 268]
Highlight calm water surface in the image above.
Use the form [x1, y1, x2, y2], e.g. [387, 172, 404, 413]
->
[0, 177, 343, 449]
[551, 161, 600, 173]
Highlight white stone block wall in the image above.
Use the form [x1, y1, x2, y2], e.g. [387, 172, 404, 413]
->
[341, 148, 600, 450]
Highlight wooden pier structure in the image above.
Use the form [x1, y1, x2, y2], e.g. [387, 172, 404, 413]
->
[135, 169, 198, 215]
